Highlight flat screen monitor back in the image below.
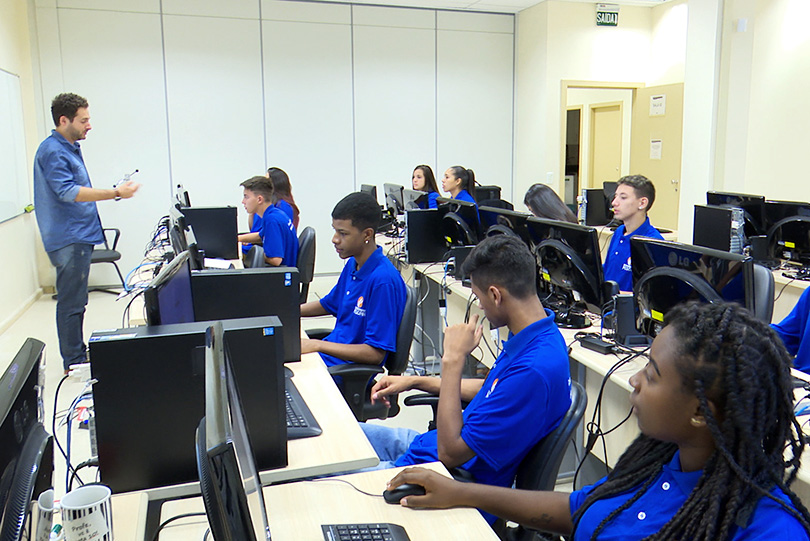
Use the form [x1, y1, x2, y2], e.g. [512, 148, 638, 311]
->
[191, 267, 301, 363]
[180, 206, 239, 260]
[89, 316, 286, 495]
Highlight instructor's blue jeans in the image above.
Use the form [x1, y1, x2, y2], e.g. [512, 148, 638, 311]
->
[48, 243, 93, 370]
[360, 423, 420, 467]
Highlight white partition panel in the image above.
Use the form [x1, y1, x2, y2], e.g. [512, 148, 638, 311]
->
[262, 16, 354, 274]
[353, 6, 437, 191]
[163, 15, 265, 210]
[57, 9, 170, 287]
[437, 13, 514, 203]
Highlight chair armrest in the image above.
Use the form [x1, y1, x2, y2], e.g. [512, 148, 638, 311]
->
[305, 328, 332, 340]
[403, 392, 440, 407]
[328, 364, 384, 420]
[102, 228, 121, 250]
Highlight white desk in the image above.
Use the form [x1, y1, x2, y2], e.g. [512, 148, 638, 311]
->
[114, 462, 498, 541]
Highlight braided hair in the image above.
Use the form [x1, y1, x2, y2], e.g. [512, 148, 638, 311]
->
[571, 302, 810, 540]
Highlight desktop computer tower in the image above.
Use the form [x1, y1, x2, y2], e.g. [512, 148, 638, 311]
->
[580, 188, 612, 226]
[693, 204, 745, 254]
[89, 316, 286, 494]
[179, 206, 238, 259]
[405, 209, 447, 264]
[191, 267, 301, 363]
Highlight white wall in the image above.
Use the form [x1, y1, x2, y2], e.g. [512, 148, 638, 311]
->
[31, 0, 515, 277]
[0, 0, 42, 335]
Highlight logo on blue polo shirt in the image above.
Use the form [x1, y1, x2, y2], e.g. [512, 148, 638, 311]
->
[485, 378, 499, 398]
[622, 256, 632, 272]
[353, 296, 366, 317]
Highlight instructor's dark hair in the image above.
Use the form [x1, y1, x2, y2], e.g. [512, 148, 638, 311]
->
[571, 302, 810, 540]
[462, 235, 536, 299]
[332, 192, 381, 233]
[51, 93, 88, 126]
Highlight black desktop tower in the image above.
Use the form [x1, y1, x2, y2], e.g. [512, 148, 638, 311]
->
[89, 316, 286, 494]
[179, 206, 239, 259]
[191, 267, 301, 363]
[405, 209, 447, 264]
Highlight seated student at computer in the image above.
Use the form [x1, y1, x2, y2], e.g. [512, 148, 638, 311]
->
[240, 167, 300, 254]
[238, 176, 298, 266]
[442, 166, 477, 205]
[361, 236, 570, 521]
[524, 183, 577, 223]
[772, 286, 810, 373]
[412, 165, 440, 209]
[300, 192, 407, 370]
[386, 302, 810, 540]
[603, 174, 664, 291]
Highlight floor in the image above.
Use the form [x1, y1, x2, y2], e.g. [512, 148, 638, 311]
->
[0, 274, 430, 502]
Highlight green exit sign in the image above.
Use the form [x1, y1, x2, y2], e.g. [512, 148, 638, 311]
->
[596, 3, 619, 27]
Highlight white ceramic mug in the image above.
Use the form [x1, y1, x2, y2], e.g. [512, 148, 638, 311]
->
[60, 484, 113, 541]
[35, 489, 55, 541]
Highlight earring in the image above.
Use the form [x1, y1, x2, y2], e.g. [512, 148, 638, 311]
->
[638, 207, 643, 210]
[365, 239, 369, 244]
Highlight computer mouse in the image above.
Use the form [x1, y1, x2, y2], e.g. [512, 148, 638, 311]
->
[383, 483, 426, 504]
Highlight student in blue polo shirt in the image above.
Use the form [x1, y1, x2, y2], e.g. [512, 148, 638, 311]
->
[772, 286, 810, 373]
[239, 167, 300, 256]
[301, 192, 407, 371]
[442, 166, 477, 206]
[361, 236, 571, 522]
[412, 164, 440, 209]
[238, 176, 297, 266]
[603, 174, 664, 291]
[385, 302, 810, 540]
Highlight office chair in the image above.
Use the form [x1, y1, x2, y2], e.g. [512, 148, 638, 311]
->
[245, 245, 266, 268]
[297, 226, 316, 303]
[405, 382, 587, 541]
[477, 198, 514, 211]
[88, 227, 127, 294]
[325, 284, 417, 421]
[752, 263, 774, 323]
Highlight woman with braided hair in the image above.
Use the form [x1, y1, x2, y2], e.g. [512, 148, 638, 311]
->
[386, 302, 810, 539]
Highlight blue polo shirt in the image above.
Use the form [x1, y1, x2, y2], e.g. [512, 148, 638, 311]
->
[773, 285, 810, 373]
[319, 246, 407, 367]
[242, 212, 263, 254]
[454, 189, 476, 206]
[570, 451, 809, 540]
[33, 130, 104, 253]
[419, 191, 440, 209]
[603, 217, 664, 292]
[261, 205, 298, 266]
[395, 310, 571, 491]
[277, 199, 295, 228]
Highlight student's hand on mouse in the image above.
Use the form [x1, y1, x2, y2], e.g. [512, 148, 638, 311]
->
[117, 179, 140, 198]
[387, 467, 461, 509]
[370, 375, 413, 405]
[300, 338, 321, 354]
[442, 314, 484, 363]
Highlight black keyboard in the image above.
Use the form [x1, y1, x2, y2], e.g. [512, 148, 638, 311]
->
[285, 377, 322, 440]
[321, 523, 410, 541]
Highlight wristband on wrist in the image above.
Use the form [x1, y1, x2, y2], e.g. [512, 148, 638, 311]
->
[114, 188, 121, 201]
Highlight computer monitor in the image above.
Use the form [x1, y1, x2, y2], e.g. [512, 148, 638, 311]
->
[191, 267, 301, 364]
[631, 237, 755, 338]
[603, 181, 618, 205]
[402, 189, 428, 211]
[144, 251, 195, 326]
[478, 206, 533, 247]
[404, 209, 447, 264]
[767, 216, 810, 267]
[196, 322, 271, 541]
[524, 217, 604, 328]
[383, 183, 405, 215]
[436, 197, 480, 247]
[763, 200, 810, 232]
[474, 185, 501, 203]
[706, 191, 766, 237]
[180, 206, 239, 260]
[185, 226, 206, 271]
[581, 188, 612, 226]
[0, 338, 53, 541]
[89, 316, 286, 496]
[360, 184, 377, 203]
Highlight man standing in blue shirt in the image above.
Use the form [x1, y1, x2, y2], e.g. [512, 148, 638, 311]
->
[301, 192, 407, 371]
[239, 176, 298, 267]
[361, 236, 571, 521]
[603, 175, 664, 292]
[34, 93, 141, 372]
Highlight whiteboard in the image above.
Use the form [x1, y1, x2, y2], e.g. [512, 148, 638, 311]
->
[0, 69, 29, 223]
